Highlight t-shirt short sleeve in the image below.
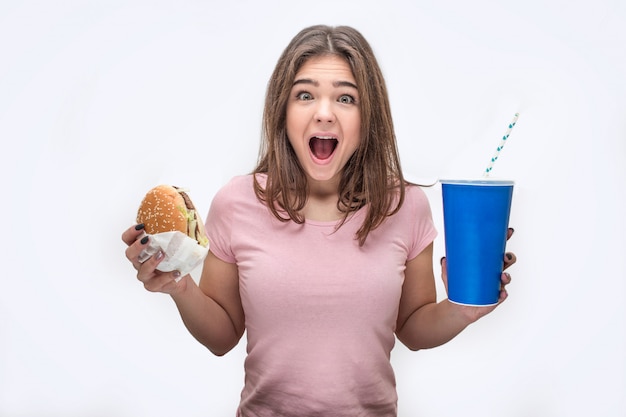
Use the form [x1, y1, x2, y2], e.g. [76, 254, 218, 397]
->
[406, 185, 438, 260]
[205, 177, 239, 264]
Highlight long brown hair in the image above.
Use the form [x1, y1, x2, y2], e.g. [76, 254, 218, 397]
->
[253, 25, 405, 246]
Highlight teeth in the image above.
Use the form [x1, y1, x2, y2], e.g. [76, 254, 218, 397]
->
[314, 136, 337, 140]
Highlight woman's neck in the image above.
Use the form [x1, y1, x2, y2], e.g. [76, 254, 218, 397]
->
[301, 177, 342, 221]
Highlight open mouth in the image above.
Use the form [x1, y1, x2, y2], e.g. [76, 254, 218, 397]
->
[309, 136, 338, 160]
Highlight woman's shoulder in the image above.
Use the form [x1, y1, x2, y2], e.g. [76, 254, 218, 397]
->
[405, 182, 429, 199]
[222, 173, 254, 189]
[211, 173, 266, 209]
[402, 183, 433, 215]
[216, 173, 262, 195]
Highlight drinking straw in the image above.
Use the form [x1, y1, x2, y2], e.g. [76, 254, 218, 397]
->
[483, 113, 519, 177]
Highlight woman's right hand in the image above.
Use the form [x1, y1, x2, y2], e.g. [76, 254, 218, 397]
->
[121, 224, 186, 294]
[123, 224, 246, 355]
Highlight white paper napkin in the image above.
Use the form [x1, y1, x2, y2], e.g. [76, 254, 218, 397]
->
[137, 231, 208, 277]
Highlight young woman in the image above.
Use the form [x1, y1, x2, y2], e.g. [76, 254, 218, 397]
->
[122, 25, 516, 416]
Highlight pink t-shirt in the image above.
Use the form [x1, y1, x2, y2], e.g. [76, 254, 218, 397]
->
[206, 174, 437, 416]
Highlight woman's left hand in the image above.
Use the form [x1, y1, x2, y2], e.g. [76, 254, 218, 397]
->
[440, 227, 517, 323]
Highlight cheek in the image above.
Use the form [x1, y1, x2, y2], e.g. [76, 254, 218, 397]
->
[285, 108, 304, 138]
[285, 120, 303, 155]
[347, 110, 361, 134]
[348, 117, 362, 148]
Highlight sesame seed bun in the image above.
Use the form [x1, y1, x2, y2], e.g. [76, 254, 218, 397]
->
[136, 185, 208, 247]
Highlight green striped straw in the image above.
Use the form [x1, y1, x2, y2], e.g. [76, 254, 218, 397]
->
[483, 112, 519, 177]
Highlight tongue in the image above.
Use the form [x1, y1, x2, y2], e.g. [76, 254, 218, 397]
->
[310, 138, 336, 160]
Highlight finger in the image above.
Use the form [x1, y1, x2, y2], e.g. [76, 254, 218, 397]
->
[494, 272, 511, 305]
[135, 249, 165, 282]
[137, 260, 184, 293]
[141, 249, 165, 275]
[506, 227, 515, 241]
[142, 271, 183, 292]
[503, 252, 517, 270]
[501, 272, 512, 287]
[125, 234, 151, 270]
[122, 223, 146, 246]
[440, 256, 449, 293]
[497, 287, 509, 304]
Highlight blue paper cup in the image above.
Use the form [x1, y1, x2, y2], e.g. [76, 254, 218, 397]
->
[440, 179, 514, 306]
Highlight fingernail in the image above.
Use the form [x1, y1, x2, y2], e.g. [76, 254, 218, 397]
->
[506, 253, 513, 260]
[173, 271, 182, 283]
[509, 227, 515, 235]
[155, 250, 164, 261]
[135, 223, 145, 230]
[140, 236, 149, 245]
[440, 256, 446, 265]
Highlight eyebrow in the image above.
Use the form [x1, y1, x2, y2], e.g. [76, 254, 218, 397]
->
[293, 78, 358, 90]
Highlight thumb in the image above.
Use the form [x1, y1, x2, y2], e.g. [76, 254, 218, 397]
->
[440, 256, 449, 294]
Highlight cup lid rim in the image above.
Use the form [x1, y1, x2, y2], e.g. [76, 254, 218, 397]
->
[439, 178, 515, 186]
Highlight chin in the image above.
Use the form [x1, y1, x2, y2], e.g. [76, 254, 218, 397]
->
[305, 167, 342, 184]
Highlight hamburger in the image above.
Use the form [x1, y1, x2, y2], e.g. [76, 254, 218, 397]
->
[136, 185, 209, 247]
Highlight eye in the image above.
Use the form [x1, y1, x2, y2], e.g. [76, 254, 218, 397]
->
[338, 94, 356, 104]
[296, 91, 313, 101]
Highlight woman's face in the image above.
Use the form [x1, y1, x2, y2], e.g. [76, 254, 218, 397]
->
[286, 55, 361, 187]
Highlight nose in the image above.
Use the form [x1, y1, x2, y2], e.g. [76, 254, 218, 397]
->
[313, 99, 336, 124]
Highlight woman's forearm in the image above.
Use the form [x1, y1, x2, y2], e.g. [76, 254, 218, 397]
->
[397, 299, 475, 351]
[170, 276, 242, 356]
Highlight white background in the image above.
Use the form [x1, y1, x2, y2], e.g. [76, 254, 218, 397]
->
[1, 1, 625, 416]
